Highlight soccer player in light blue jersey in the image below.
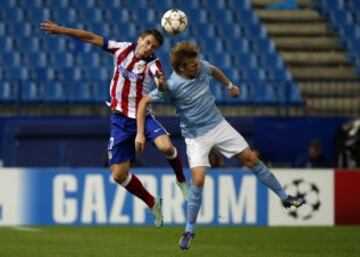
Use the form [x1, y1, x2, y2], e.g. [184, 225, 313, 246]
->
[135, 41, 305, 250]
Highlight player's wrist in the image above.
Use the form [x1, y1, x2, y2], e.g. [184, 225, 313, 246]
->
[227, 82, 235, 90]
[58, 25, 65, 34]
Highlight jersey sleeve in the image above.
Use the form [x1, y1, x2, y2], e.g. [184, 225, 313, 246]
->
[148, 88, 168, 102]
[200, 60, 214, 75]
[102, 39, 129, 54]
[148, 58, 163, 77]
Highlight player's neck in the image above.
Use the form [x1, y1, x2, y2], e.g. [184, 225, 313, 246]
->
[180, 72, 197, 80]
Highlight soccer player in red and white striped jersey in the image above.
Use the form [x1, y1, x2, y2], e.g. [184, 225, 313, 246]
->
[103, 39, 163, 118]
[41, 21, 189, 227]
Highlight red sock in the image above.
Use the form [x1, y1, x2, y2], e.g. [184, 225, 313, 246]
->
[124, 174, 155, 208]
[166, 148, 186, 183]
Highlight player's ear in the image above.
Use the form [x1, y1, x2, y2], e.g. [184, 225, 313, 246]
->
[179, 65, 185, 74]
[137, 36, 143, 43]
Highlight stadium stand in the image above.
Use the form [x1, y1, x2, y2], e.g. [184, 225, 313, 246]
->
[254, 0, 360, 114]
[0, 0, 359, 168]
[0, 0, 305, 109]
[0, 0, 359, 115]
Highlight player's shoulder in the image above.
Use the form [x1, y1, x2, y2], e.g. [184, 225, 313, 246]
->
[199, 59, 214, 74]
[200, 59, 212, 68]
[167, 71, 182, 89]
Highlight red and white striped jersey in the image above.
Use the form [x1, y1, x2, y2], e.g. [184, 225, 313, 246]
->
[103, 39, 163, 118]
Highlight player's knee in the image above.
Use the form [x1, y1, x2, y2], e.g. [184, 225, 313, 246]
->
[192, 176, 205, 187]
[242, 151, 259, 168]
[159, 143, 174, 156]
[155, 135, 174, 155]
[111, 165, 129, 184]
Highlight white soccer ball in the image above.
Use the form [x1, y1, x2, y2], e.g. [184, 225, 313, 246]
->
[161, 9, 188, 35]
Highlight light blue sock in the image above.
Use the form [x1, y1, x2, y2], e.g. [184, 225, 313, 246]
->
[252, 161, 288, 200]
[185, 185, 203, 233]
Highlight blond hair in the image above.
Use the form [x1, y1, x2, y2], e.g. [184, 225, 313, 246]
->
[169, 41, 199, 73]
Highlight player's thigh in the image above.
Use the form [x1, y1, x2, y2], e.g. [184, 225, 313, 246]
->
[153, 134, 174, 154]
[108, 123, 136, 168]
[145, 114, 169, 142]
[108, 113, 137, 165]
[214, 120, 249, 159]
[185, 137, 213, 168]
[108, 139, 136, 165]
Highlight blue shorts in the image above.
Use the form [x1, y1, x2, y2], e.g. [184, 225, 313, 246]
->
[108, 112, 168, 166]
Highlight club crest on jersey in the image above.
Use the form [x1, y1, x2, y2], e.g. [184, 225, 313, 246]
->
[119, 65, 144, 81]
[135, 63, 145, 73]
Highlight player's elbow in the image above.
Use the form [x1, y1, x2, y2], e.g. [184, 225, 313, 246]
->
[140, 96, 152, 107]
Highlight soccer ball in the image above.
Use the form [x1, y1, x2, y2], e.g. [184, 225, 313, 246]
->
[283, 179, 321, 220]
[161, 9, 188, 35]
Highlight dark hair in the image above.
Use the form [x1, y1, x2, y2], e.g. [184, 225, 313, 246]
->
[169, 41, 199, 72]
[140, 28, 164, 46]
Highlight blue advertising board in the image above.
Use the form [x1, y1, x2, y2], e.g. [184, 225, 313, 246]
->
[0, 168, 269, 226]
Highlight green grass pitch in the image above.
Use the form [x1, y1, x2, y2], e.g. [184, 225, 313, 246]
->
[0, 226, 359, 257]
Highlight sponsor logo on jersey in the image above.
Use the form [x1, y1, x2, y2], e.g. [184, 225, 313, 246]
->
[119, 65, 144, 81]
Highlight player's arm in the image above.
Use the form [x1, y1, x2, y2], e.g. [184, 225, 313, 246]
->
[149, 60, 167, 92]
[40, 20, 103, 47]
[135, 95, 153, 153]
[154, 71, 167, 92]
[210, 65, 240, 98]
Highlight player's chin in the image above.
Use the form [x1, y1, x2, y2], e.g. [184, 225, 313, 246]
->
[143, 51, 153, 58]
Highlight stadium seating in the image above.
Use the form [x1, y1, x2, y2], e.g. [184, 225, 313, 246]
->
[0, 0, 304, 106]
[316, 0, 360, 75]
[0, 81, 19, 103]
[20, 81, 45, 103]
[43, 82, 68, 103]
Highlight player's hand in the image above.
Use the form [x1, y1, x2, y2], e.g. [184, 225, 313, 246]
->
[154, 71, 167, 92]
[40, 20, 63, 34]
[135, 133, 146, 153]
[229, 85, 240, 98]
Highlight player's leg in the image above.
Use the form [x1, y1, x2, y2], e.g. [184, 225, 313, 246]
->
[236, 148, 305, 208]
[179, 136, 212, 250]
[146, 115, 188, 199]
[213, 120, 304, 208]
[236, 148, 288, 200]
[110, 148, 163, 227]
[154, 134, 186, 183]
[179, 166, 206, 250]
[109, 114, 163, 226]
[211, 119, 287, 199]
[154, 134, 188, 200]
[111, 161, 155, 207]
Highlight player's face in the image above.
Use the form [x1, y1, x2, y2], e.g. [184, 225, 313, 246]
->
[180, 57, 200, 79]
[135, 34, 160, 59]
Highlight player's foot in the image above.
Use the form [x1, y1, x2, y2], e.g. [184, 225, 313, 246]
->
[149, 197, 163, 227]
[179, 231, 195, 250]
[176, 180, 189, 201]
[282, 195, 305, 208]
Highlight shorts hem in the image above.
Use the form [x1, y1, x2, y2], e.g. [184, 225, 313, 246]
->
[189, 163, 211, 169]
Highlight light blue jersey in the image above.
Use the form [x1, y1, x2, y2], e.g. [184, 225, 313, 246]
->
[149, 60, 224, 138]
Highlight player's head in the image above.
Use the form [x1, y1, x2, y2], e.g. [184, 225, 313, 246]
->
[170, 41, 200, 79]
[135, 29, 164, 59]
[308, 139, 322, 159]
